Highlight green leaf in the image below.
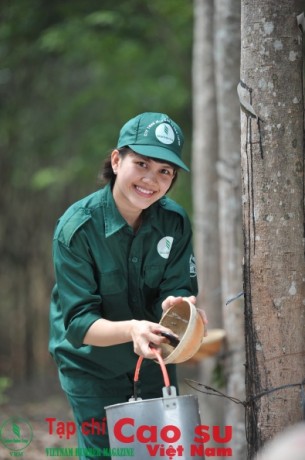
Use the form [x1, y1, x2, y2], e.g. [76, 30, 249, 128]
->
[12, 423, 21, 439]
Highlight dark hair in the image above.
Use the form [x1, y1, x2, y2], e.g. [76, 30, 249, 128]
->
[98, 147, 178, 191]
[98, 147, 129, 186]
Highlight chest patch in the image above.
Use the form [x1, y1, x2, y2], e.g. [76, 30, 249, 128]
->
[157, 236, 174, 259]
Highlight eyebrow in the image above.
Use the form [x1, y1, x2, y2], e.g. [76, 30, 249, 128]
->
[132, 153, 175, 169]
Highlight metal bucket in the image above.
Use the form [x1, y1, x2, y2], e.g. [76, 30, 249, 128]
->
[105, 350, 205, 460]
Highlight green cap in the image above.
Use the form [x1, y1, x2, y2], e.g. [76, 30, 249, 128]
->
[117, 112, 189, 171]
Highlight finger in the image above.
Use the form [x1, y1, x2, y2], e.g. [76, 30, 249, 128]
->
[162, 296, 183, 312]
[155, 325, 180, 339]
[161, 296, 176, 311]
[149, 332, 170, 346]
[188, 295, 197, 305]
[160, 332, 180, 347]
[142, 342, 160, 359]
[197, 309, 208, 336]
[134, 340, 155, 359]
[198, 309, 208, 325]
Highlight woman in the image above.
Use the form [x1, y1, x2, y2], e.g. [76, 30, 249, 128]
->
[49, 112, 207, 457]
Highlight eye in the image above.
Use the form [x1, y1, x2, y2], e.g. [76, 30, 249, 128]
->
[160, 168, 174, 177]
[136, 161, 148, 168]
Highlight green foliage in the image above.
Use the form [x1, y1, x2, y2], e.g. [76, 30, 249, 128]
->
[0, 0, 194, 381]
[212, 360, 226, 389]
[0, 377, 12, 405]
[1, 0, 193, 210]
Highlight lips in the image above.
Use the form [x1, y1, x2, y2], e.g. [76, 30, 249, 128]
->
[135, 185, 155, 197]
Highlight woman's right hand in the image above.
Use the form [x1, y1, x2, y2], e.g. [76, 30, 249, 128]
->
[129, 319, 178, 359]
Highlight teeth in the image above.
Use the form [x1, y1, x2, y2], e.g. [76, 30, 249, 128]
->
[136, 186, 153, 195]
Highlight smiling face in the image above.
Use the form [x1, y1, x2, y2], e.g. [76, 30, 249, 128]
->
[111, 149, 176, 224]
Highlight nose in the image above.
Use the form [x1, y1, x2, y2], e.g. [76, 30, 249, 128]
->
[142, 170, 158, 184]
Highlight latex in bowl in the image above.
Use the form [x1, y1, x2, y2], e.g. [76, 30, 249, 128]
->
[159, 298, 205, 364]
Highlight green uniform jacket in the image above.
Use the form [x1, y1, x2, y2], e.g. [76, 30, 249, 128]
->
[49, 183, 198, 381]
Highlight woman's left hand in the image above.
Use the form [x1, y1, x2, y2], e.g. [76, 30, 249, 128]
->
[161, 295, 196, 312]
[161, 295, 208, 337]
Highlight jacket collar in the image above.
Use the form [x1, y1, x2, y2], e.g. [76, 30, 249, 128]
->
[101, 183, 162, 237]
[102, 184, 127, 237]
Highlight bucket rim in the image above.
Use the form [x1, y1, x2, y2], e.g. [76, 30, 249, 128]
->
[104, 393, 198, 411]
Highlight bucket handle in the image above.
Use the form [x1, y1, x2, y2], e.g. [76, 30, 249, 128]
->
[133, 347, 172, 400]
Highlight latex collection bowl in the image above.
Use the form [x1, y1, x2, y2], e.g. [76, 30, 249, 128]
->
[159, 298, 205, 364]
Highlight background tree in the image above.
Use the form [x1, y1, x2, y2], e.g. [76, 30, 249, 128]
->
[240, 0, 305, 457]
[191, 0, 224, 444]
[192, 0, 246, 458]
[214, 0, 246, 458]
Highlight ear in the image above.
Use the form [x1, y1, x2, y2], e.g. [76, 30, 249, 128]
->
[111, 149, 120, 174]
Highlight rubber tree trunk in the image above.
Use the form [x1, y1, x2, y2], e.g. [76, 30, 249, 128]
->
[240, 1, 305, 457]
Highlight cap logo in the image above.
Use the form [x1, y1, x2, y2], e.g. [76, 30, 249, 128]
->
[157, 236, 174, 259]
[155, 123, 175, 145]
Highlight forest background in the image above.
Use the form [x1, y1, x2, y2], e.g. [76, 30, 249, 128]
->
[0, 0, 194, 382]
[1, 1, 305, 459]
[0, 1, 200, 458]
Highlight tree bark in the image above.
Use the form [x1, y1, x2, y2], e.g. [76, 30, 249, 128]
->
[192, 0, 221, 327]
[192, 0, 224, 444]
[240, 1, 305, 457]
[214, 1, 246, 458]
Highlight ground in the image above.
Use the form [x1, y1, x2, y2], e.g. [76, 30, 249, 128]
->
[0, 376, 75, 460]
